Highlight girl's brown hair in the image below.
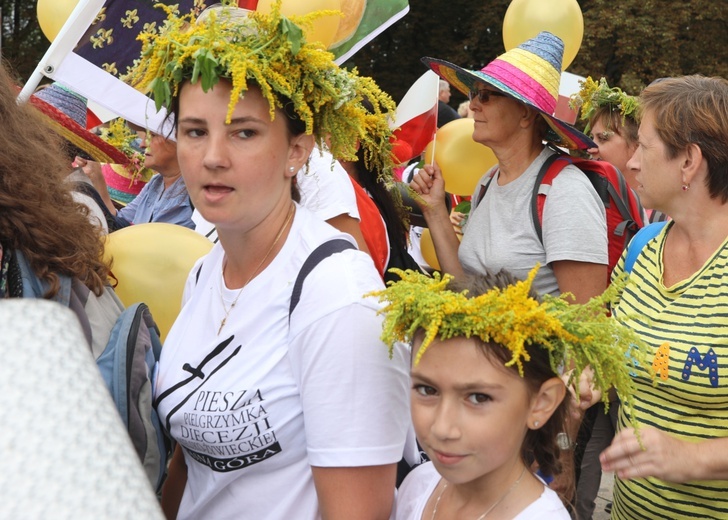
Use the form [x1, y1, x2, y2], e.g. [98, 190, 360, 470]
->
[0, 61, 110, 297]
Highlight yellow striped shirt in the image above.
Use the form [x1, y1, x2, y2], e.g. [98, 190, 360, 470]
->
[610, 222, 728, 519]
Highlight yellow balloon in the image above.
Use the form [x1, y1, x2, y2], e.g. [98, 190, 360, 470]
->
[257, 0, 342, 49]
[425, 119, 498, 196]
[37, 0, 79, 43]
[502, 0, 583, 70]
[419, 228, 461, 272]
[330, 0, 367, 48]
[104, 224, 213, 342]
[419, 228, 440, 271]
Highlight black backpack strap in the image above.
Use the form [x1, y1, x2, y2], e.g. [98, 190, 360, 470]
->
[531, 153, 563, 243]
[471, 168, 499, 213]
[289, 239, 356, 320]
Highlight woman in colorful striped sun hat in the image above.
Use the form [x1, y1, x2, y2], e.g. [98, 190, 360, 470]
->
[411, 32, 607, 304]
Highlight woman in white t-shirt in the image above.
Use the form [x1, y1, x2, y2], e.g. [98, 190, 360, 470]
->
[131, 6, 410, 520]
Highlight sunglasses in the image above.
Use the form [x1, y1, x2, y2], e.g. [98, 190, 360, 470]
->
[468, 88, 508, 104]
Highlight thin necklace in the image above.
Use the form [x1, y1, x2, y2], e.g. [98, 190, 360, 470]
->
[431, 465, 527, 520]
[217, 203, 295, 335]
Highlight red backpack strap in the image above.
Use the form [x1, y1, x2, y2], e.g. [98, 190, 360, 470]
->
[570, 157, 646, 234]
[531, 153, 564, 243]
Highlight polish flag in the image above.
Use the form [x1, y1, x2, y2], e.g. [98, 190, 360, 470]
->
[390, 70, 440, 163]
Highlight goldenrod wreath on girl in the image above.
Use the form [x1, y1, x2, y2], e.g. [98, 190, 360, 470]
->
[125, 0, 397, 183]
[368, 266, 654, 430]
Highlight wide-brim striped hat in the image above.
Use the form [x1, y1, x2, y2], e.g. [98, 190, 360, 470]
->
[28, 84, 129, 165]
[423, 32, 595, 150]
[102, 163, 150, 206]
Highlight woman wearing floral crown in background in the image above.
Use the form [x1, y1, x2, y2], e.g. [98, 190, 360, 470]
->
[571, 77, 667, 226]
[128, 4, 410, 519]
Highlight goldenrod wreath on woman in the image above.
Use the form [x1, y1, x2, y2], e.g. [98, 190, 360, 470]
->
[125, 0, 397, 183]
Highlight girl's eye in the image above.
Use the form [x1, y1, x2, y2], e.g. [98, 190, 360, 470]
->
[236, 129, 256, 139]
[413, 384, 437, 397]
[467, 393, 491, 405]
[184, 128, 206, 138]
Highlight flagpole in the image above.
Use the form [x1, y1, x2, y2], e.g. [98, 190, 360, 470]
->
[17, 0, 105, 104]
[430, 78, 439, 167]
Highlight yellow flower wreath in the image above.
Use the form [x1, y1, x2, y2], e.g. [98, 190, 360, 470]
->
[125, 0, 397, 183]
[368, 266, 655, 431]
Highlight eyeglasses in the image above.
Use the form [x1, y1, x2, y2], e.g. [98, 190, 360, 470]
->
[468, 88, 507, 104]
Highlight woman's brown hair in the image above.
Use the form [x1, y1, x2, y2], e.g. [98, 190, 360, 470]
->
[0, 61, 110, 297]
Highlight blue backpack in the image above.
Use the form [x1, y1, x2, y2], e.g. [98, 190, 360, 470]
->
[16, 251, 169, 491]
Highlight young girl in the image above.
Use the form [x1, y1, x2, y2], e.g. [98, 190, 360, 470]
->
[370, 267, 649, 520]
[129, 4, 411, 519]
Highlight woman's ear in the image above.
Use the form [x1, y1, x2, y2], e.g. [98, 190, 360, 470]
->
[287, 133, 315, 175]
[528, 377, 567, 429]
[519, 106, 541, 129]
[681, 142, 705, 187]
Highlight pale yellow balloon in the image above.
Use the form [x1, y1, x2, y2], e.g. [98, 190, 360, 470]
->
[419, 228, 440, 271]
[502, 0, 584, 71]
[330, 0, 367, 48]
[104, 223, 213, 342]
[425, 119, 498, 196]
[257, 0, 342, 49]
[37, 0, 79, 43]
[419, 228, 461, 272]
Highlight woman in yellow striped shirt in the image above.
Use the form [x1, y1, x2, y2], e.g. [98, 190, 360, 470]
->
[601, 75, 728, 519]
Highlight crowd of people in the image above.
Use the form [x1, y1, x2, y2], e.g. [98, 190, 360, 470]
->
[1, 2, 727, 519]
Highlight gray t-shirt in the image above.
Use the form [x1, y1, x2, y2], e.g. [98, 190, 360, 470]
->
[459, 147, 607, 296]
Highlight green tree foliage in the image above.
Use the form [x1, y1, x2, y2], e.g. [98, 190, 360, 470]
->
[0, 0, 48, 81]
[1, 0, 725, 101]
[350, 0, 728, 102]
[347, 0, 511, 106]
[573, 0, 728, 94]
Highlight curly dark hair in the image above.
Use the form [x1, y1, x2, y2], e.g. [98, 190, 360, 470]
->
[0, 61, 110, 297]
[447, 270, 569, 478]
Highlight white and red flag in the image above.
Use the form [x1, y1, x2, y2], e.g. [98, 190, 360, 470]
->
[390, 70, 439, 164]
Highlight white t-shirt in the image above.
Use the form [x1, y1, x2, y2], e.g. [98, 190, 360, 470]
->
[459, 147, 607, 296]
[394, 462, 570, 520]
[156, 205, 410, 520]
[193, 147, 359, 243]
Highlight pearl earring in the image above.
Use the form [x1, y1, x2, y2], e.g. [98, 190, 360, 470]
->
[533, 421, 539, 428]
[289, 166, 296, 173]
[682, 183, 690, 191]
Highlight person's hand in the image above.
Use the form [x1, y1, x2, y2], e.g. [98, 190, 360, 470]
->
[409, 163, 447, 214]
[75, 156, 106, 188]
[449, 210, 466, 235]
[576, 367, 602, 410]
[80, 158, 104, 182]
[600, 426, 697, 483]
[562, 367, 602, 414]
